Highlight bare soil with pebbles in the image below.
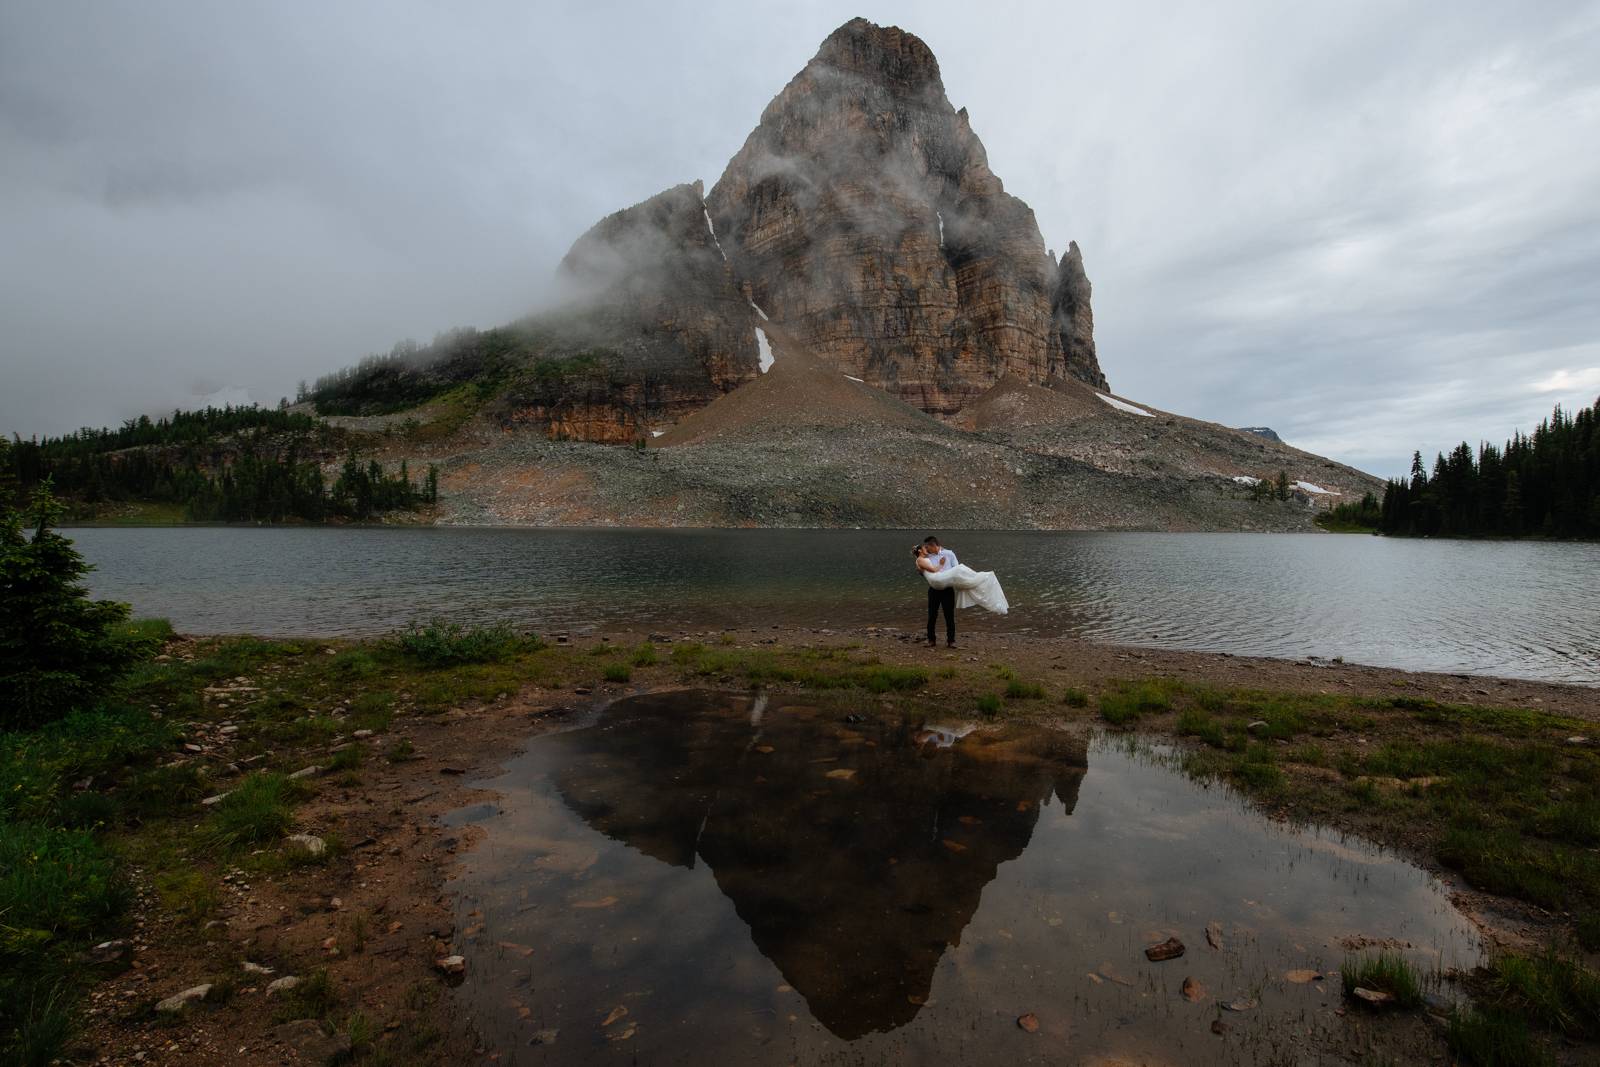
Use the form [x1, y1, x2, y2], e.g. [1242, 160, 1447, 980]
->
[401, 337, 1381, 530]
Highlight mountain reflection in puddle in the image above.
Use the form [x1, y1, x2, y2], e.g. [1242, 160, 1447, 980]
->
[448, 691, 1481, 1065]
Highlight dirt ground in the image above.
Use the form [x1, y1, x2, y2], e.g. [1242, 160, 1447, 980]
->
[77, 627, 1597, 1065]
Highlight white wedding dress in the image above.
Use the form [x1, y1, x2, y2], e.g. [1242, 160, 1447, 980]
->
[924, 564, 1009, 615]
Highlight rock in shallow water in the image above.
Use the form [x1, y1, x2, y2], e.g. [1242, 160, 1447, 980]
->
[1145, 936, 1185, 961]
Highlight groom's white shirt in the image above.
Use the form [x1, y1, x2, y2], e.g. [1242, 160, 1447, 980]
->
[929, 548, 958, 571]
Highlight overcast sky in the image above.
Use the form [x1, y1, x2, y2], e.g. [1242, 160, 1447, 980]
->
[3, 1, 1598, 477]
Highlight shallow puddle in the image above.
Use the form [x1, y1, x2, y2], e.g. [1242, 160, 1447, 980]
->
[446, 691, 1481, 1064]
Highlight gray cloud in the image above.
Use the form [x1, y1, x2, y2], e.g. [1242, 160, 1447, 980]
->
[2, 0, 1597, 479]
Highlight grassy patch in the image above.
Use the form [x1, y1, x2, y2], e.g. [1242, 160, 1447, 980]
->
[1175, 708, 1226, 748]
[664, 643, 927, 694]
[1448, 1008, 1551, 1067]
[272, 968, 336, 1023]
[1484, 953, 1600, 1038]
[1004, 679, 1046, 700]
[0, 706, 176, 823]
[153, 866, 220, 926]
[1098, 680, 1174, 726]
[390, 619, 536, 667]
[602, 664, 631, 684]
[1341, 952, 1424, 1008]
[3, 978, 78, 1067]
[1436, 826, 1595, 919]
[0, 822, 126, 946]
[976, 693, 1002, 716]
[1061, 688, 1089, 708]
[199, 772, 305, 852]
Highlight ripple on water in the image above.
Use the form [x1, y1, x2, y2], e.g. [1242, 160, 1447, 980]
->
[445, 691, 1483, 1065]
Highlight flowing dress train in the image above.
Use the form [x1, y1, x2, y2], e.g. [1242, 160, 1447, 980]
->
[923, 564, 1009, 615]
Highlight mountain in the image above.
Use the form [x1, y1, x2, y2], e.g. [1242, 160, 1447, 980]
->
[296, 18, 1382, 530]
[704, 18, 1107, 413]
[1238, 426, 1284, 443]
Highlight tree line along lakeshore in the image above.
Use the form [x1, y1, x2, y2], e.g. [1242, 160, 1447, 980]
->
[1317, 395, 1600, 539]
[1, 406, 436, 523]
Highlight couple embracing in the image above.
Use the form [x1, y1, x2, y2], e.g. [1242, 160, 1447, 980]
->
[911, 536, 1009, 648]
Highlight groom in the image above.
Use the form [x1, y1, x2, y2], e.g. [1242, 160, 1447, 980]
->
[920, 536, 958, 649]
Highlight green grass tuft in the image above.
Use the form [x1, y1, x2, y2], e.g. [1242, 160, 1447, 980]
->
[1448, 1008, 1552, 1067]
[1485, 952, 1600, 1038]
[602, 663, 631, 684]
[1097, 680, 1175, 726]
[4, 977, 78, 1067]
[1175, 708, 1227, 748]
[200, 772, 304, 852]
[390, 619, 534, 666]
[272, 968, 336, 1023]
[1003, 679, 1045, 700]
[1340, 952, 1424, 1009]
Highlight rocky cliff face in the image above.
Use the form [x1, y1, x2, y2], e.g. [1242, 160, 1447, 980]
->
[507, 181, 759, 443]
[532, 17, 1107, 439]
[1049, 241, 1107, 390]
[700, 18, 1105, 415]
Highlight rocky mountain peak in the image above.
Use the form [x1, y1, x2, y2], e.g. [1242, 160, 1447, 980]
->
[548, 17, 1107, 437]
[701, 17, 1107, 414]
[809, 18, 945, 95]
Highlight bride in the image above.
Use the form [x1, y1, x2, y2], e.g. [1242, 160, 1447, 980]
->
[914, 543, 1009, 615]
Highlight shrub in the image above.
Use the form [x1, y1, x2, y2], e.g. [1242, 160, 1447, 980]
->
[1, 485, 139, 729]
[391, 619, 529, 666]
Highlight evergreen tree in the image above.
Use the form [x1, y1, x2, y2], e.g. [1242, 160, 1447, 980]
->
[1378, 395, 1599, 540]
[0, 483, 136, 729]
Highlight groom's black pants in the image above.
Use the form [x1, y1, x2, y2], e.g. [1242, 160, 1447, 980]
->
[927, 586, 956, 645]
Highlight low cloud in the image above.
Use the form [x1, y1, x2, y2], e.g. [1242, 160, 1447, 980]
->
[1, 0, 1596, 481]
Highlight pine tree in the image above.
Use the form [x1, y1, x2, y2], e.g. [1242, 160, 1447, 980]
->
[1, 483, 137, 728]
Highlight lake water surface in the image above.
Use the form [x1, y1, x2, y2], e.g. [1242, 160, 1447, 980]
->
[445, 690, 1481, 1064]
[66, 526, 1600, 685]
